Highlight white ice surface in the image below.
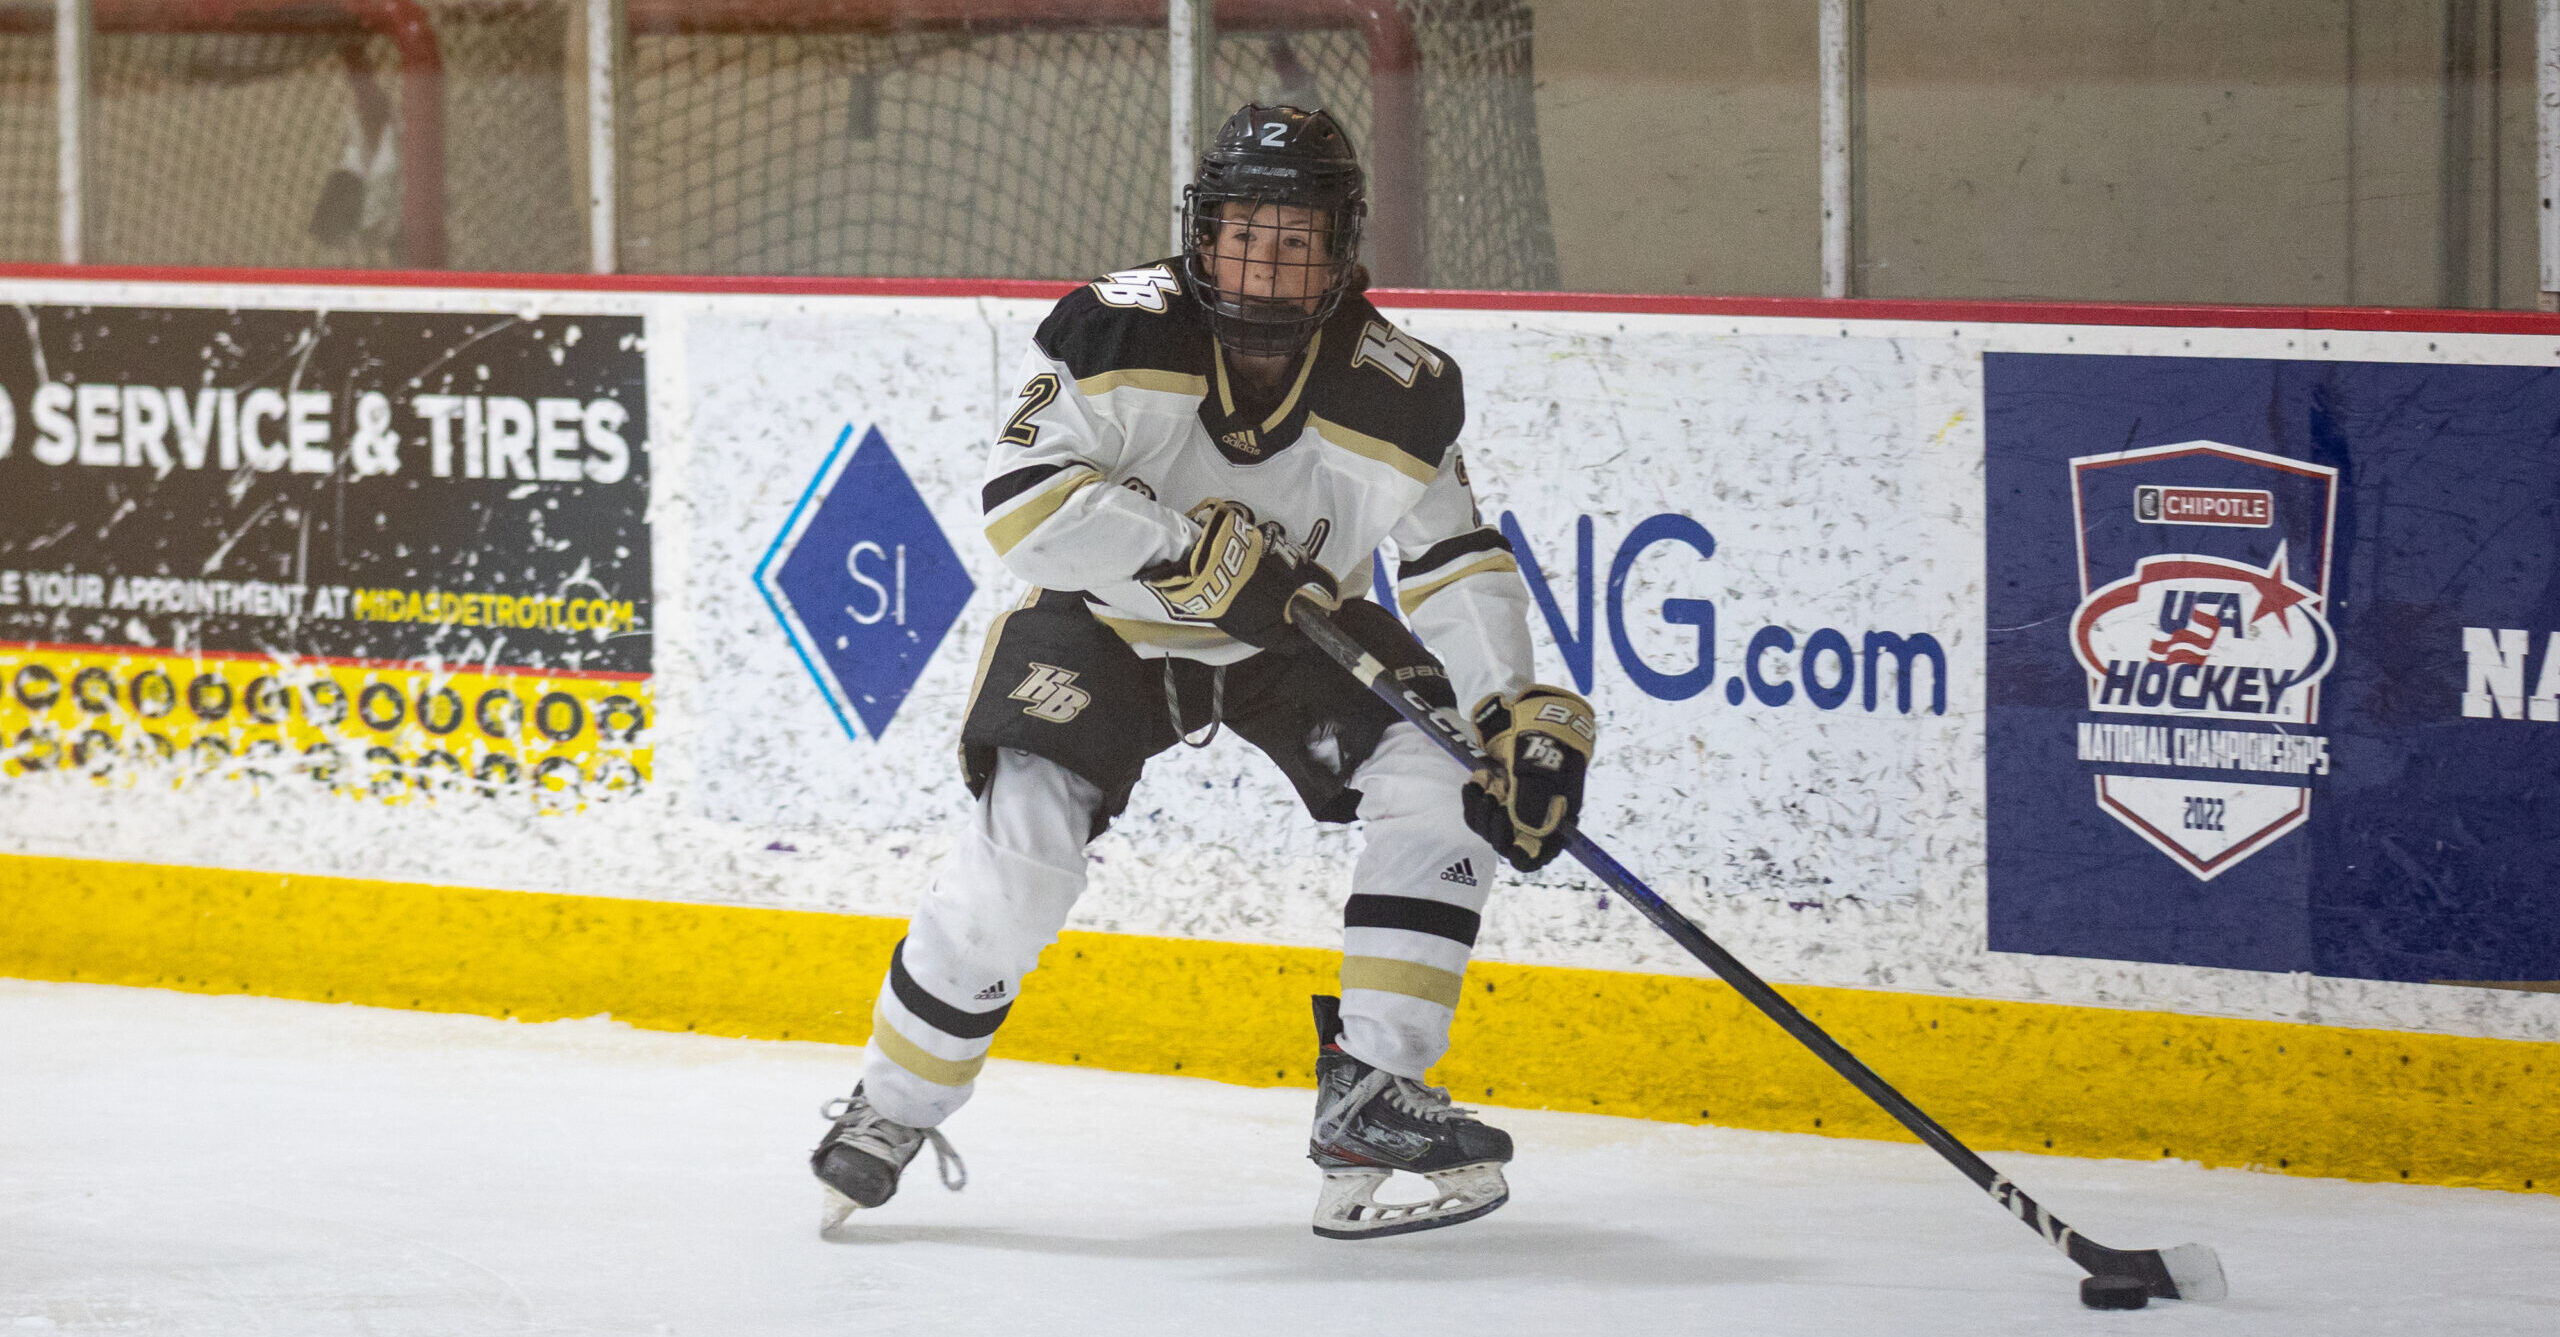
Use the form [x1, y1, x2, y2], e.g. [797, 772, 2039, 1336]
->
[4, 980, 2554, 1336]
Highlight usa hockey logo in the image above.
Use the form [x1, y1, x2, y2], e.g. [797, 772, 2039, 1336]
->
[2070, 547, 2334, 724]
[2067, 440, 2339, 880]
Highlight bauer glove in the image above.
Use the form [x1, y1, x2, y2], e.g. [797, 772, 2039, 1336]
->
[1140, 499, 1339, 653]
[1462, 686, 1598, 872]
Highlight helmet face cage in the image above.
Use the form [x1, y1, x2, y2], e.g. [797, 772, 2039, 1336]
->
[1183, 189, 1365, 358]
[1182, 106, 1367, 360]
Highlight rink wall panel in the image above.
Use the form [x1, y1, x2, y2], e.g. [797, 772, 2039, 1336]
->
[3, 270, 2558, 1195]
[4, 852, 2553, 1195]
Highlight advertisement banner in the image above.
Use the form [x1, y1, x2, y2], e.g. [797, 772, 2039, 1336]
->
[683, 310, 1978, 939]
[1986, 354, 2560, 986]
[0, 275, 2548, 1048]
[0, 303, 652, 802]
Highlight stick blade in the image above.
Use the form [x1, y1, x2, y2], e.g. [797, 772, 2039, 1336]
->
[2152, 1242, 2228, 1302]
[2073, 1237, 2227, 1303]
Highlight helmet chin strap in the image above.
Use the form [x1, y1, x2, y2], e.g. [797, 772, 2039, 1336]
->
[1210, 306, 1319, 360]
[1197, 268, 1343, 360]
[1210, 331, 1308, 417]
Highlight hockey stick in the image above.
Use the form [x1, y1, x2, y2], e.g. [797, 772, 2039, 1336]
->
[1289, 602, 2227, 1303]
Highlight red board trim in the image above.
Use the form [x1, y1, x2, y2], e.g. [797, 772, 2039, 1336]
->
[4, 262, 2560, 336]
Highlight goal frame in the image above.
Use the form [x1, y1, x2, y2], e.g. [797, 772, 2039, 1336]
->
[613, 0, 1426, 284]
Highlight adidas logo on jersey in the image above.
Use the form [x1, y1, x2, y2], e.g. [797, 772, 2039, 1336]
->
[1009, 663, 1092, 723]
[1437, 858, 1478, 887]
[973, 981, 1008, 1002]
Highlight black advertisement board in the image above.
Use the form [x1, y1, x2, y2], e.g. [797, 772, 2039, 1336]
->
[0, 303, 652, 797]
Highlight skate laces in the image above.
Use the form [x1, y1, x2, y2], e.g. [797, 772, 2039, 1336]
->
[817, 1094, 969, 1192]
[1312, 1069, 1387, 1144]
[1313, 1068, 1473, 1144]
[921, 1129, 967, 1190]
[1384, 1076, 1472, 1124]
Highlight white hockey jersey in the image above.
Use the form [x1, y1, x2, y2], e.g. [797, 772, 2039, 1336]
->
[979, 260, 1535, 714]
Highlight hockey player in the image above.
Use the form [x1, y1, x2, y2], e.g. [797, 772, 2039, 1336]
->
[811, 105, 1597, 1240]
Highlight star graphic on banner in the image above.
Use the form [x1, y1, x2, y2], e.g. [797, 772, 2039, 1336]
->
[2246, 542, 2312, 633]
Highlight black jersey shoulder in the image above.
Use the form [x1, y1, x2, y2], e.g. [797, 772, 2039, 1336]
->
[1033, 259, 1214, 385]
[1302, 293, 1466, 474]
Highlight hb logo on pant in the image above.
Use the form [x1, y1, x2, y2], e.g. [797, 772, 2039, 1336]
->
[1009, 664, 1092, 723]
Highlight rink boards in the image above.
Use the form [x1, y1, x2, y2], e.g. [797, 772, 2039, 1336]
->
[0, 270, 2554, 1195]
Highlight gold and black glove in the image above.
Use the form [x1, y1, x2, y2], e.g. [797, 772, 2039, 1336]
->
[1141, 499, 1338, 652]
[1461, 686, 1598, 872]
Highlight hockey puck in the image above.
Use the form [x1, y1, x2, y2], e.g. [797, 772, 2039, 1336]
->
[2079, 1275, 2151, 1310]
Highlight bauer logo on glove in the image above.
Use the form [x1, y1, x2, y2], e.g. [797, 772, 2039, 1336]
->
[1141, 498, 1339, 652]
[1461, 686, 1597, 872]
[1154, 516, 1260, 620]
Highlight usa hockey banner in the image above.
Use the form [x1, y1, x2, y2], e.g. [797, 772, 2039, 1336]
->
[1985, 354, 2560, 987]
[0, 303, 652, 802]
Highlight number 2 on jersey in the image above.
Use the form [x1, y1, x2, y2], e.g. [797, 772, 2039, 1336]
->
[1001, 372, 1061, 448]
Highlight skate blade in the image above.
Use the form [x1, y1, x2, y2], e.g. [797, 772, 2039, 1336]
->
[818, 1185, 860, 1234]
[1311, 1163, 1509, 1240]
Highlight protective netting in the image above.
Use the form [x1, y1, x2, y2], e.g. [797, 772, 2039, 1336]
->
[0, 2, 1550, 285]
[1206, 6, 1559, 290]
[0, 1, 581, 272]
[622, 27, 1170, 279]
[441, 3, 581, 274]
[622, 2, 1558, 288]
[0, 29, 56, 262]
[87, 31, 406, 269]
[1392, 3, 1555, 290]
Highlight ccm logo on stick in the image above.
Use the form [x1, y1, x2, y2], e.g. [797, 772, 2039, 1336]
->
[2135, 486, 2271, 527]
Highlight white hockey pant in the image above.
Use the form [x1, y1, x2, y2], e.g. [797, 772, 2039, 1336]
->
[858, 725, 1497, 1129]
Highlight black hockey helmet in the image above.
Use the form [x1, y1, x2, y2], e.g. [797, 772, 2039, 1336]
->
[1182, 104, 1367, 358]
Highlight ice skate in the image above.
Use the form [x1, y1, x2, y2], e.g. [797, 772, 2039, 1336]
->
[1306, 995, 1512, 1239]
[810, 1085, 966, 1232]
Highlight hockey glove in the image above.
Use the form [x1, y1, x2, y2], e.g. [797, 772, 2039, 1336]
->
[1462, 686, 1598, 872]
[1141, 499, 1339, 652]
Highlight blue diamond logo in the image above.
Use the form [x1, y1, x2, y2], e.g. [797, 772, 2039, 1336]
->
[755, 425, 975, 740]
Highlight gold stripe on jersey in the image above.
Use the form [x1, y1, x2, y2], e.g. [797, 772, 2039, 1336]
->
[1212, 332, 1324, 432]
[1396, 553, 1521, 614]
[1341, 954, 1466, 1009]
[1076, 367, 1210, 399]
[1307, 413, 1438, 485]
[983, 467, 1103, 555]
[870, 1001, 990, 1086]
